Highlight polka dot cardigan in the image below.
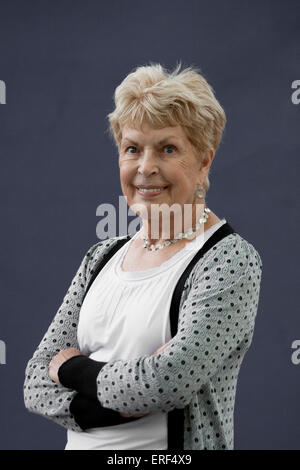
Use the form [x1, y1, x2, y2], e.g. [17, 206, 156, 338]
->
[23, 222, 263, 450]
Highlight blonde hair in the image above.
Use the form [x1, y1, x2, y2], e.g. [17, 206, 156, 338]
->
[107, 61, 226, 193]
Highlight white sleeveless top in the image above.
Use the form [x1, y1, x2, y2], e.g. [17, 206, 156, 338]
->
[65, 218, 227, 450]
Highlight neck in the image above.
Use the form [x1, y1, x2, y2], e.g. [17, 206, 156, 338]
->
[140, 201, 209, 246]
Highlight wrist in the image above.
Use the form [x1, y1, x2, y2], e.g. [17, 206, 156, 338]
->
[58, 355, 107, 401]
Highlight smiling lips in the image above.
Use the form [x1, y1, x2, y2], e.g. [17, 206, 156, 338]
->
[136, 185, 168, 197]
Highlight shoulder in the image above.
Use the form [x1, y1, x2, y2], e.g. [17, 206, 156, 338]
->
[208, 232, 262, 269]
[82, 234, 131, 272]
[189, 232, 263, 293]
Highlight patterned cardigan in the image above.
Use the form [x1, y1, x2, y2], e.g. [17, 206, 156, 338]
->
[23, 221, 263, 450]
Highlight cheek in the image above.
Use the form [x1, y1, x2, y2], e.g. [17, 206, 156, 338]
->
[168, 169, 192, 189]
[120, 165, 134, 186]
[170, 159, 191, 180]
[177, 162, 198, 187]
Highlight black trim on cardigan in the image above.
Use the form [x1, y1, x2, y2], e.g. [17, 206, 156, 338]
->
[166, 221, 235, 450]
[61, 222, 235, 446]
[70, 392, 142, 430]
[58, 356, 143, 429]
[58, 355, 107, 401]
[82, 236, 131, 304]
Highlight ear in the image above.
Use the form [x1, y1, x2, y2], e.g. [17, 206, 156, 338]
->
[203, 149, 215, 169]
[197, 149, 215, 176]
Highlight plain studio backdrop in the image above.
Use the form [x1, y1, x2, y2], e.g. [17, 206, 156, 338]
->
[0, 0, 299, 450]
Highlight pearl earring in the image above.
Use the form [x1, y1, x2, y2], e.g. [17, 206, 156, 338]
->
[195, 183, 206, 199]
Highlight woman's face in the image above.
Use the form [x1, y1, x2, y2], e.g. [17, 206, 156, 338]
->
[118, 121, 214, 223]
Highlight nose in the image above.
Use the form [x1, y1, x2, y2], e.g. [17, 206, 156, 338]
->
[137, 148, 159, 176]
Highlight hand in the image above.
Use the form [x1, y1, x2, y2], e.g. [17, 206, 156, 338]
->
[48, 347, 83, 385]
[153, 341, 169, 356]
[119, 341, 169, 418]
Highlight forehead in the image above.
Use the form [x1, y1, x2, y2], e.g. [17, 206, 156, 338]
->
[121, 123, 187, 143]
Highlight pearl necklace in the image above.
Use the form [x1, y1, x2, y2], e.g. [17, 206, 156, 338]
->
[142, 207, 211, 251]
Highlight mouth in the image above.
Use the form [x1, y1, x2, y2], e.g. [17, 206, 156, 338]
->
[136, 186, 168, 197]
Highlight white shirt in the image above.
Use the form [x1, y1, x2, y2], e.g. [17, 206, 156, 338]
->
[65, 218, 227, 450]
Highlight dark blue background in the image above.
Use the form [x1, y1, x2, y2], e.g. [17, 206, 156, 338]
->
[0, 0, 299, 450]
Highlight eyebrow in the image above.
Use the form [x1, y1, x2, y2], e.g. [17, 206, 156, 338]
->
[121, 135, 179, 146]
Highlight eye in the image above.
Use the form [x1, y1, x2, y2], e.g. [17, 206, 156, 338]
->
[124, 144, 177, 155]
[163, 145, 176, 154]
[125, 146, 137, 154]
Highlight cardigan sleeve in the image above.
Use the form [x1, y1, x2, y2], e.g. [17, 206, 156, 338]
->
[91, 236, 263, 415]
[23, 240, 103, 431]
[70, 392, 144, 430]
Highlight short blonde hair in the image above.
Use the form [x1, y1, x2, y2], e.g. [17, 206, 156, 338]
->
[107, 61, 226, 193]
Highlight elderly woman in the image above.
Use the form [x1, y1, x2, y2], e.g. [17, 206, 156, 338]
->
[23, 62, 263, 450]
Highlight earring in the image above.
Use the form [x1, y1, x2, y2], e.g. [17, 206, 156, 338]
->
[195, 183, 206, 199]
